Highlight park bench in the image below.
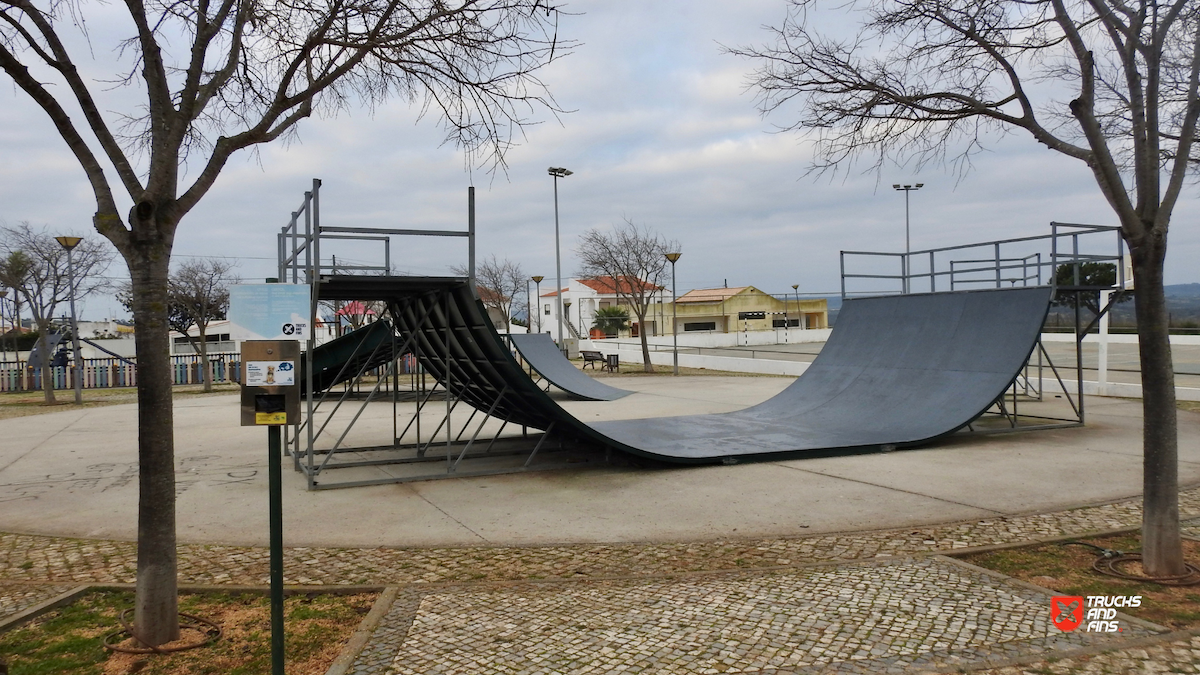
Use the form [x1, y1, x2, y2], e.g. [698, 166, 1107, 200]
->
[581, 350, 606, 370]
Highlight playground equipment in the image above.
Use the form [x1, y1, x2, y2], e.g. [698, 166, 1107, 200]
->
[273, 180, 1125, 489]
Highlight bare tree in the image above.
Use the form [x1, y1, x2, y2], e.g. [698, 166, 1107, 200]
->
[453, 255, 526, 327]
[0, 0, 570, 644]
[0, 223, 112, 404]
[733, 0, 1200, 575]
[171, 260, 239, 392]
[576, 220, 677, 372]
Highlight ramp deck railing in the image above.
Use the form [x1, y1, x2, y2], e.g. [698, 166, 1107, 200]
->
[839, 222, 1127, 299]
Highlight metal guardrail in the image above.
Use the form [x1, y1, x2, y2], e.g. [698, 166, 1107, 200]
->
[840, 222, 1126, 298]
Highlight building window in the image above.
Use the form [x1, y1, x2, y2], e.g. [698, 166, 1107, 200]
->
[738, 311, 766, 320]
[772, 319, 801, 328]
[599, 301, 611, 309]
[544, 304, 551, 316]
[684, 322, 717, 332]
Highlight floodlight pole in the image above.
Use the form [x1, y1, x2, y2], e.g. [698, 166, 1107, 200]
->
[665, 252, 682, 375]
[549, 167, 573, 355]
[55, 236, 84, 404]
[892, 183, 923, 294]
[532, 276, 544, 333]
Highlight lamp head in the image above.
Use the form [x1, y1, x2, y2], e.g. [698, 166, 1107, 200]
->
[892, 184, 901, 189]
[532, 275, 544, 283]
[664, 252, 682, 263]
[55, 236, 83, 251]
[792, 284, 799, 291]
[548, 167, 573, 178]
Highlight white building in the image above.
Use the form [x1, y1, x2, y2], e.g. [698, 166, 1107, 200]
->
[536, 276, 665, 343]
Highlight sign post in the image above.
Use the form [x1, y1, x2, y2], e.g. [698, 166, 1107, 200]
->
[231, 283, 311, 675]
[239, 339, 300, 675]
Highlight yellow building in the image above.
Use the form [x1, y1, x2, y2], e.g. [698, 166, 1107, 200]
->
[658, 286, 828, 335]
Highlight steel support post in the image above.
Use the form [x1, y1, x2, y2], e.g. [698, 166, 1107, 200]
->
[268, 425, 285, 675]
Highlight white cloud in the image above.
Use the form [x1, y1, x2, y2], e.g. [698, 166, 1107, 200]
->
[0, 0, 1196, 320]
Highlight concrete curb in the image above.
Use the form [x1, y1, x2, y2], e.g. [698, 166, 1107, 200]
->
[325, 586, 400, 675]
[0, 585, 90, 632]
[936, 555, 1171, 634]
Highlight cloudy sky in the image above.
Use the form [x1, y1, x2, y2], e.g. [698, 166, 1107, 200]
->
[2, 0, 1197, 320]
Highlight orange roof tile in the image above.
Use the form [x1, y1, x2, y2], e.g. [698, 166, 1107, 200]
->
[577, 276, 663, 295]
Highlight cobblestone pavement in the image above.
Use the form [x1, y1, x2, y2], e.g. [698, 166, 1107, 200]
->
[976, 633, 1200, 675]
[1183, 516, 1200, 540]
[351, 558, 1159, 675]
[1, 486, 1197, 590]
[0, 581, 76, 623]
[3, 487, 1199, 672]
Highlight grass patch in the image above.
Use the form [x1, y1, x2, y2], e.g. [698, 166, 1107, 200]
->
[0, 384, 239, 420]
[1179, 400, 1200, 413]
[0, 589, 376, 675]
[963, 533, 1200, 630]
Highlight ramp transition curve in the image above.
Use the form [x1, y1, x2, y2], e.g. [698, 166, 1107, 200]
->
[318, 276, 1050, 464]
[508, 332, 633, 401]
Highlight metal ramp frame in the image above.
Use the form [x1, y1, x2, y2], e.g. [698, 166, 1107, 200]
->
[271, 178, 1124, 489]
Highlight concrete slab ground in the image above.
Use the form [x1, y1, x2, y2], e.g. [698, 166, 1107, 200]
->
[0, 376, 1197, 549]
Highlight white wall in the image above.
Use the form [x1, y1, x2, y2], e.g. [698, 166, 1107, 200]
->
[588, 327, 832, 350]
[1041, 332, 1200, 346]
[592, 342, 811, 376]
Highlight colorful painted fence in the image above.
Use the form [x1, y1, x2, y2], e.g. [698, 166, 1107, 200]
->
[0, 353, 241, 392]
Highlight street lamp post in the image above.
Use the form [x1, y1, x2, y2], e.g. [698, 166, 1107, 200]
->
[792, 284, 801, 330]
[664, 252, 682, 375]
[531, 276, 544, 333]
[549, 167, 573, 354]
[54, 236, 84, 404]
[892, 183, 923, 294]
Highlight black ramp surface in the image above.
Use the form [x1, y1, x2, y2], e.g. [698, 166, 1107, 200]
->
[587, 286, 1052, 459]
[318, 276, 1050, 463]
[509, 333, 633, 401]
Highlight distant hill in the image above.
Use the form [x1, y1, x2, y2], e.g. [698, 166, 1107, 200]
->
[1165, 283, 1200, 298]
[1045, 282, 1200, 330]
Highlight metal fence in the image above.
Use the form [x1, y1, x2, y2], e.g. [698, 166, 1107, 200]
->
[0, 352, 241, 392]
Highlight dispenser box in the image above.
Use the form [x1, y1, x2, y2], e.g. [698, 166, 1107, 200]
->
[239, 340, 300, 426]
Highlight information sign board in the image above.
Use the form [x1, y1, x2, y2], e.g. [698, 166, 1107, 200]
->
[228, 284, 312, 340]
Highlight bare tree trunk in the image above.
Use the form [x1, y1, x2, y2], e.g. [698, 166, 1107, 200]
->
[635, 310, 654, 373]
[128, 241, 180, 646]
[1132, 238, 1185, 577]
[35, 318, 56, 405]
[198, 323, 212, 392]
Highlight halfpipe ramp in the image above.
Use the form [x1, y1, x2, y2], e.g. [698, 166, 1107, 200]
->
[319, 276, 1050, 464]
[509, 333, 633, 401]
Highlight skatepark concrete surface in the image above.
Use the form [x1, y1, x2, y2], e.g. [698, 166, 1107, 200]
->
[1, 375, 1198, 548]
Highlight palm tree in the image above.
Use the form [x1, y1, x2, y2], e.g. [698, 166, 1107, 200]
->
[592, 306, 630, 337]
